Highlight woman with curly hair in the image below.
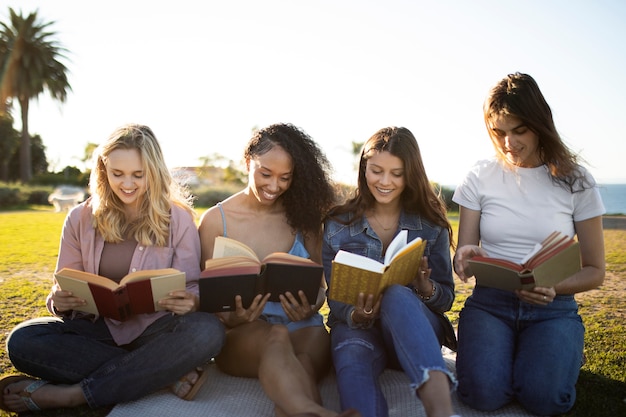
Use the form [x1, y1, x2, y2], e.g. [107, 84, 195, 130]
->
[199, 123, 358, 417]
[1, 124, 225, 414]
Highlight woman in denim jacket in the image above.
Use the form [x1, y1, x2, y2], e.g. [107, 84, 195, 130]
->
[322, 127, 460, 417]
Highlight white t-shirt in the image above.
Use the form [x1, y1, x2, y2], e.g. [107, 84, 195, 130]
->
[453, 158, 605, 263]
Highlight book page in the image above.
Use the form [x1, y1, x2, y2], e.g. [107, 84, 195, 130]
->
[388, 236, 424, 265]
[383, 230, 408, 265]
[262, 252, 319, 266]
[334, 250, 385, 273]
[55, 268, 120, 290]
[121, 268, 181, 284]
[212, 236, 260, 260]
[201, 256, 261, 277]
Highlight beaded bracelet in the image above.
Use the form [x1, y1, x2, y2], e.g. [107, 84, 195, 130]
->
[415, 279, 436, 301]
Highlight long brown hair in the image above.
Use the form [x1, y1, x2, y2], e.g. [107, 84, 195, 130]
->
[328, 126, 453, 247]
[484, 72, 593, 192]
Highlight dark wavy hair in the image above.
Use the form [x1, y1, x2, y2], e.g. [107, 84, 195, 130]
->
[484, 72, 593, 192]
[244, 123, 336, 236]
[327, 126, 453, 247]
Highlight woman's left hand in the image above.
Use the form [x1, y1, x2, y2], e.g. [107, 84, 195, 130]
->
[516, 286, 556, 305]
[279, 291, 314, 322]
[158, 290, 198, 315]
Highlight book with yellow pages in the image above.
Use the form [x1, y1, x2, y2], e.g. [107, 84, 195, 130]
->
[328, 230, 427, 305]
[198, 236, 323, 312]
[54, 268, 186, 321]
[467, 231, 581, 291]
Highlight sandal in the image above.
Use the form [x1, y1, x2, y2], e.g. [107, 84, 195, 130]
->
[172, 364, 209, 401]
[0, 374, 49, 412]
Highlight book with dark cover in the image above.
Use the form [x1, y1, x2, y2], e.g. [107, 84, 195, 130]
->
[199, 237, 322, 312]
[54, 268, 186, 321]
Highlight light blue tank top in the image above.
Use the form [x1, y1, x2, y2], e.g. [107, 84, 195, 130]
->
[216, 202, 322, 330]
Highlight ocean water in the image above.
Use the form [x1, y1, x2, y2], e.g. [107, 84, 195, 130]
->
[598, 184, 626, 215]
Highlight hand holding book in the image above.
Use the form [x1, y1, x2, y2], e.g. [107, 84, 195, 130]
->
[466, 231, 581, 292]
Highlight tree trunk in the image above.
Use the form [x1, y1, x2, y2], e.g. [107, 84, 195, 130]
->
[19, 97, 31, 183]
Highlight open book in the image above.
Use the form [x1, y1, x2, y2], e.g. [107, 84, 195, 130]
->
[328, 230, 427, 305]
[198, 236, 323, 312]
[54, 268, 186, 321]
[467, 231, 581, 291]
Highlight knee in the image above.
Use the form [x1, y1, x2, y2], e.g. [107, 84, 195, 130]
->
[332, 337, 376, 371]
[184, 312, 226, 352]
[266, 324, 290, 347]
[457, 369, 511, 411]
[458, 385, 510, 412]
[517, 385, 575, 415]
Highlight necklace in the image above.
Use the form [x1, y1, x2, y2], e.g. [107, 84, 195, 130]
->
[371, 213, 398, 231]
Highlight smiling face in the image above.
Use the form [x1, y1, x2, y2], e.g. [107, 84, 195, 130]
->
[105, 148, 147, 215]
[364, 150, 405, 206]
[247, 145, 293, 205]
[489, 114, 542, 168]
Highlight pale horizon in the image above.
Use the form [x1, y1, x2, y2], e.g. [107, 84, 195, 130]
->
[3, 0, 626, 185]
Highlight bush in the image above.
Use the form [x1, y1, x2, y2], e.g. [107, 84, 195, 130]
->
[0, 187, 22, 208]
[192, 185, 242, 208]
[27, 189, 52, 205]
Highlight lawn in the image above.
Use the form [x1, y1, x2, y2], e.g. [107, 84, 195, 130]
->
[0, 208, 624, 417]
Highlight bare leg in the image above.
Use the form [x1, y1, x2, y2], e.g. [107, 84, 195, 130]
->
[417, 370, 455, 417]
[216, 322, 336, 417]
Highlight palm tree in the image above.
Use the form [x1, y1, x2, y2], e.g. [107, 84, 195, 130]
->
[0, 8, 71, 182]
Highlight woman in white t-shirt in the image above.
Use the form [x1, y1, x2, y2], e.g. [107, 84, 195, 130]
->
[452, 73, 605, 416]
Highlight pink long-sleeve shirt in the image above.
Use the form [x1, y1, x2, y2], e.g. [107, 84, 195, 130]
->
[47, 198, 201, 345]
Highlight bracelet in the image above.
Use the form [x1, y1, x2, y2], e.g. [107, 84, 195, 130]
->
[416, 279, 436, 301]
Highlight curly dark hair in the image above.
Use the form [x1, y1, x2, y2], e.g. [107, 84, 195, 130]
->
[244, 123, 337, 236]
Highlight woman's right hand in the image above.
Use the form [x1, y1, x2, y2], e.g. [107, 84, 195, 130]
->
[50, 283, 86, 313]
[351, 292, 381, 325]
[453, 245, 487, 282]
[218, 293, 271, 328]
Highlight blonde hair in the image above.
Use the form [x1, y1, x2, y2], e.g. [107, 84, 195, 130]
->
[89, 124, 194, 246]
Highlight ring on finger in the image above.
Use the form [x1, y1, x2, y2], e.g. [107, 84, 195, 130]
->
[543, 295, 547, 301]
[363, 307, 373, 315]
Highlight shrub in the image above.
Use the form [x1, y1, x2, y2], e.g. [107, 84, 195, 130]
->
[0, 187, 22, 208]
[192, 185, 242, 208]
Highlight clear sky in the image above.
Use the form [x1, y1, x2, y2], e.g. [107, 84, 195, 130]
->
[3, 0, 626, 185]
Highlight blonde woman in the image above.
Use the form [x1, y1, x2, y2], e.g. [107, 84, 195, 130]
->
[1, 124, 225, 413]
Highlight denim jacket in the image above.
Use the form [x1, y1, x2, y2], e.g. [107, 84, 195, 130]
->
[322, 210, 457, 350]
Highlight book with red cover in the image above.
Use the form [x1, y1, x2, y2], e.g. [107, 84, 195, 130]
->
[54, 268, 186, 321]
[198, 237, 322, 312]
[467, 231, 581, 291]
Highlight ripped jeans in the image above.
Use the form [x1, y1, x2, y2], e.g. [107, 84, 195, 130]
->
[330, 285, 456, 417]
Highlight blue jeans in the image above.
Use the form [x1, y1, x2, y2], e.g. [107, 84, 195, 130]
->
[6, 312, 225, 408]
[330, 285, 456, 417]
[456, 286, 584, 415]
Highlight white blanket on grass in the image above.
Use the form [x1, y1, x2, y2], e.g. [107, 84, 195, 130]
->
[108, 352, 534, 417]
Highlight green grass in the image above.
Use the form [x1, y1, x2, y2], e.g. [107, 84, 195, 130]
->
[0, 209, 625, 416]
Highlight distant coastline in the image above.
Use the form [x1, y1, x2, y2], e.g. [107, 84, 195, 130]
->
[444, 183, 625, 216]
[598, 184, 626, 216]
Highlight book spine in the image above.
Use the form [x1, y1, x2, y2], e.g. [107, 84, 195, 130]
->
[126, 279, 156, 315]
[88, 284, 131, 321]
